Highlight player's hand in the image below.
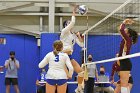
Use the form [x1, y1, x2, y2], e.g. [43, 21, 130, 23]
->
[123, 19, 134, 25]
[113, 82, 117, 86]
[73, 5, 79, 12]
[36, 80, 41, 86]
[76, 32, 82, 39]
[75, 32, 80, 36]
[72, 5, 79, 16]
[110, 79, 114, 84]
[67, 74, 72, 79]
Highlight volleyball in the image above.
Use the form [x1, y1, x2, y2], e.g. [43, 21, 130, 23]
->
[78, 5, 88, 15]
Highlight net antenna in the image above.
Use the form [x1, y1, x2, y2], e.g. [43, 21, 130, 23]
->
[83, 11, 89, 64]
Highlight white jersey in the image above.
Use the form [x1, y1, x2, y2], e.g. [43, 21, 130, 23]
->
[60, 16, 84, 53]
[38, 52, 73, 79]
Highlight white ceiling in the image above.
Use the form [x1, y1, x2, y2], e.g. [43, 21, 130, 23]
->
[0, 0, 139, 36]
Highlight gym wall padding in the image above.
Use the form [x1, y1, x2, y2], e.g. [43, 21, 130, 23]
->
[40, 33, 59, 60]
[0, 34, 40, 93]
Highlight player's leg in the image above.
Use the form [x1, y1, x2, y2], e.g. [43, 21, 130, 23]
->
[114, 84, 121, 93]
[56, 79, 67, 93]
[128, 76, 133, 91]
[71, 59, 84, 93]
[120, 59, 132, 93]
[46, 80, 56, 93]
[120, 71, 130, 93]
[57, 83, 67, 93]
[128, 83, 133, 91]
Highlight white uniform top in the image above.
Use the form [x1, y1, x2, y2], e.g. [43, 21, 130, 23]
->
[38, 52, 73, 79]
[60, 16, 84, 53]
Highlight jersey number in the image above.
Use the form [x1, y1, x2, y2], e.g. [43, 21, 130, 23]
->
[41, 74, 45, 80]
[54, 55, 59, 62]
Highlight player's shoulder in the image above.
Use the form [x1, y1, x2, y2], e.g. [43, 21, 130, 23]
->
[59, 52, 68, 57]
[45, 51, 54, 57]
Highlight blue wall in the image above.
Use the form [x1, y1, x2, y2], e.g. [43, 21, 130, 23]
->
[0, 33, 140, 93]
[0, 34, 40, 93]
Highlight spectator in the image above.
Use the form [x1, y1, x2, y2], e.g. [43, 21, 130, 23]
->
[84, 54, 98, 93]
[36, 68, 47, 93]
[4, 51, 20, 93]
[95, 66, 114, 93]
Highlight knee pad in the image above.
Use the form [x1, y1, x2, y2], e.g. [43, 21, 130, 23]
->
[121, 87, 128, 93]
[78, 71, 84, 77]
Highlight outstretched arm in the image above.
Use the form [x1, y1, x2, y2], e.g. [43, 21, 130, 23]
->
[110, 62, 117, 83]
[60, 6, 78, 37]
[119, 19, 134, 41]
[75, 32, 84, 47]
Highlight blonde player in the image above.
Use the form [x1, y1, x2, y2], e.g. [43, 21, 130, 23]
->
[38, 40, 74, 93]
[60, 5, 84, 93]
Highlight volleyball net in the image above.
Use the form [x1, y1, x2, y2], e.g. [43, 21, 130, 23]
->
[83, 0, 140, 66]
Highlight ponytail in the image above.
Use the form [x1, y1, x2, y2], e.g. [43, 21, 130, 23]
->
[128, 28, 138, 44]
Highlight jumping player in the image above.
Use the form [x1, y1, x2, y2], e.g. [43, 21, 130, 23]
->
[118, 19, 138, 93]
[60, 5, 84, 93]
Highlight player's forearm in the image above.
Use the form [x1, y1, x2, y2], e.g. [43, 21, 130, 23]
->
[38, 62, 45, 68]
[61, 16, 75, 36]
[110, 71, 115, 81]
[67, 63, 74, 77]
[110, 70, 115, 78]
[65, 16, 75, 30]
[77, 35, 83, 42]
[68, 69, 74, 77]
[119, 23, 129, 41]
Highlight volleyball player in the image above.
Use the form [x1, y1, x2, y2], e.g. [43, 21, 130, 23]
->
[110, 61, 133, 93]
[118, 19, 138, 93]
[60, 5, 84, 93]
[38, 40, 74, 93]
